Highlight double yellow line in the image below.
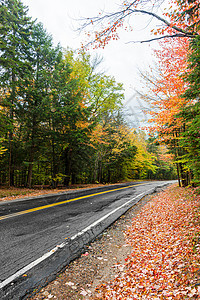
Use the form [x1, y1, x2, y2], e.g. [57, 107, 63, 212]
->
[0, 183, 146, 221]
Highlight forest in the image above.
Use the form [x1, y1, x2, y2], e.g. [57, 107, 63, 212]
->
[0, 0, 199, 188]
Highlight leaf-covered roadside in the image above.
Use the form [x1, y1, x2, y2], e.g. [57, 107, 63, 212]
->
[0, 184, 106, 202]
[94, 185, 200, 299]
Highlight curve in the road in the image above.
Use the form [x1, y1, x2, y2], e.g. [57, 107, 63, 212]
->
[0, 182, 149, 221]
[0, 187, 155, 290]
[0, 181, 175, 300]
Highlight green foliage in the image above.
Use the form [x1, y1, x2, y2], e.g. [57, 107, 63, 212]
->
[147, 137, 177, 180]
[184, 36, 200, 101]
[0, 0, 34, 186]
[178, 35, 200, 185]
[0, 0, 165, 187]
[179, 102, 200, 184]
[130, 133, 157, 180]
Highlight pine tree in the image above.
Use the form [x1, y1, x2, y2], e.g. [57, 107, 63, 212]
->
[17, 22, 61, 187]
[0, 0, 33, 186]
[180, 35, 200, 185]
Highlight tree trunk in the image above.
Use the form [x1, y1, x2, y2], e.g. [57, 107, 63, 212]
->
[64, 149, 72, 186]
[27, 148, 34, 188]
[71, 173, 76, 185]
[8, 131, 14, 186]
[26, 118, 36, 188]
[8, 72, 16, 187]
[176, 163, 181, 187]
[93, 155, 98, 183]
[51, 133, 58, 188]
[98, 161, 102, 183]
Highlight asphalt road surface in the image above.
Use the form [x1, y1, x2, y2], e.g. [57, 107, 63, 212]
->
[0, 180, 175, 298]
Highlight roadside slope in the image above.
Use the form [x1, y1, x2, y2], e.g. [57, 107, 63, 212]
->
[29, 184, 200, 300]
[94, 184, 200, 299]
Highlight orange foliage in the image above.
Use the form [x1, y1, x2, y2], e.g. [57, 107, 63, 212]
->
[88, 124, 109, 149]
[165, 0, 200, 33]
[147, 37, 191, 140]
[82, 0, 199, 49]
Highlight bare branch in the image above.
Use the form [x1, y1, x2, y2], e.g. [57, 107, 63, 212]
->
[130, 9, 197, 37]
[127, 34, 189, 44]
[77, 0, 199, 48]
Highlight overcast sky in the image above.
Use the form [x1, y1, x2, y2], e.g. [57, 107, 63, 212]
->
[22, 0, 161, 126]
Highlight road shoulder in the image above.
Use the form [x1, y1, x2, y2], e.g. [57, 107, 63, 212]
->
[29, 193, 155, 300]
[29, 184, 200, 299]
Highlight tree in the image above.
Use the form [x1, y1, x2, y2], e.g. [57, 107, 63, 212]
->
[51, 55, 92, 186]
[63, 50, 125, 184]
[129, 131, 157, 179]
[177, 0, 200, 32]
[179, 103, 200, 185]
[144, 38, 189, 136]
[78, 0, 199, 49]
[64, 50, 124, 118]
[179, 35, 200, 185]
[147, 137, 177, 180]
[15, 22, 61, 187]
[93, 120, 137, 183]
[137, 36, 193, 186]
[0, 0, 33, 186]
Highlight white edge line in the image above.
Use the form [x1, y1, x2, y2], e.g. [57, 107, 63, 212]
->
[0, 187, 156, 289]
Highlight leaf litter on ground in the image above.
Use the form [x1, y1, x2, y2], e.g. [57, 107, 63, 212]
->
[29, 184, 199, 300]
[94, 185, 200, 299]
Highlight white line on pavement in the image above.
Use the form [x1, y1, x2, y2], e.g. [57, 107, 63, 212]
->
[0, 187, 155, 289]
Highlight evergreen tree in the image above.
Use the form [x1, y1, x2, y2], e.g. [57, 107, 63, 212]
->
[17, 22, 61, 187]
[0, 0, 33, 185]
[180, 35, 200, 185]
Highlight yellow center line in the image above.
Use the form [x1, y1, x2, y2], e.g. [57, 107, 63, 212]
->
[0, 183, 148, 221]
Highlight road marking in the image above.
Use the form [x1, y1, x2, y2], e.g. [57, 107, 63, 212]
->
[0, 187, 155, 289]
[0, 183, 150, 221]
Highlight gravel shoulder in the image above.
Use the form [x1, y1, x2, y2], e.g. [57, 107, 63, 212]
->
[29, 190, 155, 299]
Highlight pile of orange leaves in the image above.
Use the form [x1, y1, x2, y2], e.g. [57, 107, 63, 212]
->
[95, 185, 200, 299]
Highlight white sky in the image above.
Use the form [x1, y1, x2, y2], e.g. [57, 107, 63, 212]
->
[22, 0, 162, 126]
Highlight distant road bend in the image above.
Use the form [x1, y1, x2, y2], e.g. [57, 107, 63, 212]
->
[0, 180, 175, 299]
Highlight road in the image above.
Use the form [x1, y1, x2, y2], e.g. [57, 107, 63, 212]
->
[0, 180, 174, 299]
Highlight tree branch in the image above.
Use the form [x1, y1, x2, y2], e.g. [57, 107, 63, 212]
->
[130, 9, 197, 37]
[77, 1, 199, 48]
[126, 34, 189, 44]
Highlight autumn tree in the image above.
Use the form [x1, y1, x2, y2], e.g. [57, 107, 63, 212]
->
[78, 0, 199, 50]
[63, 50, 125, 184]
[177, 0, 200, 32]
[91, 118, 137, 183]
[138, 19, 200, 187]
[0, 0, 183, 188]
[147, 137, 177, 180]
[128, 131, 157, 180]
[138, 36, 192, 186]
